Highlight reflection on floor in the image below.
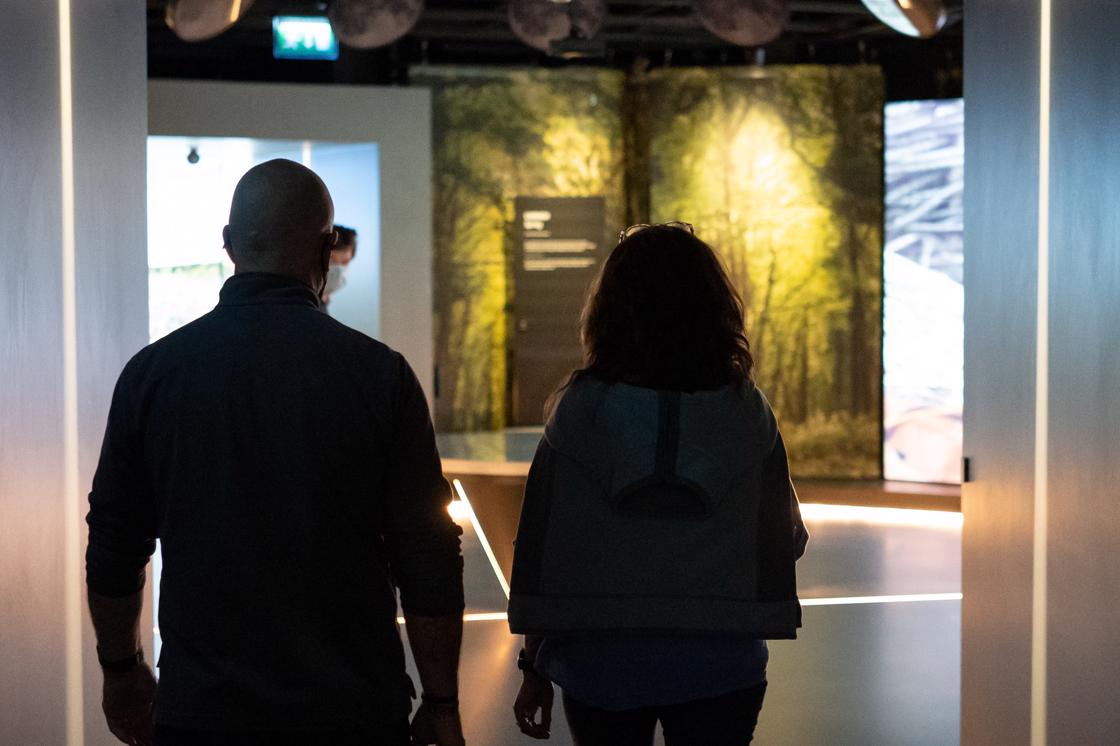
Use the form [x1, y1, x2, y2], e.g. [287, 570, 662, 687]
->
[403, 488, 961, 745]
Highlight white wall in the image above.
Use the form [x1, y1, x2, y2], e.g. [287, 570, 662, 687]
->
[148, 81, 435, 403]
[0, 1, 149, 744]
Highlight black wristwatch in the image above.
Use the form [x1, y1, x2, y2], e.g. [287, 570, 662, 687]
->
[97, 647, 144, 674]
[517, 648, 535, 673]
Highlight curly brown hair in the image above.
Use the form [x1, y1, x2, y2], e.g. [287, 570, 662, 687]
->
[563, 224, 754, 397]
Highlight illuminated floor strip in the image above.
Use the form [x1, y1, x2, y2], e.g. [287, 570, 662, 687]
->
[396, 612, 512, 625]
[800, 503, 962, 529]
[801, 592, 962, 607]
[388, 593, 962, 625]
[157, 590, 963, 635]
[451, 478, 511, 599]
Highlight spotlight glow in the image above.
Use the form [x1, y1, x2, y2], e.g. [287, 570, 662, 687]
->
[447, 499, 471, 522]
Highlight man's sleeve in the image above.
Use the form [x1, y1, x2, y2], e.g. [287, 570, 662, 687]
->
[86, 374, 157, 598]
[382, 355, 465, 617]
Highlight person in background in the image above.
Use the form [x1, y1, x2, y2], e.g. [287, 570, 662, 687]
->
[85, 160, 465, 746]
[508, 223, 808, 745]
[321, 224, 357, 306]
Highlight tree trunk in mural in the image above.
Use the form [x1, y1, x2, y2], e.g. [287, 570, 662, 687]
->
[797, 310, 810, 424]
[847, 220, 871, 417]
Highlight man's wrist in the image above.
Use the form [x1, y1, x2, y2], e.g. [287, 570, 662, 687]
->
[518, 648, 551, 683]
[97, 647, 144, 674]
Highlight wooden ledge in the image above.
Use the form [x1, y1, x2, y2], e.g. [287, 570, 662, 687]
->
[442, 459, 961, 512]
[796, 480, 960, 512]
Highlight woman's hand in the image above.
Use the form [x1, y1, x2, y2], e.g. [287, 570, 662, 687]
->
[513, 670, 554, 739]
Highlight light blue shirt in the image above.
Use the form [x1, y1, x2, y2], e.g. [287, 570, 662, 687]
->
[535, 634, 768, 711]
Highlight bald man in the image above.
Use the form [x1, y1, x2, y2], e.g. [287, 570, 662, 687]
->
[86, 160, 466, 746]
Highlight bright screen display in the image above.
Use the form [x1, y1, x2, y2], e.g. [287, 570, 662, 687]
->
[272, 16, 339, 61]
[147, 135, 381, 661]
[883, 99, 964, 483]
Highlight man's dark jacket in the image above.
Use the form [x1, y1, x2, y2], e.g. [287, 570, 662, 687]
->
[86, 273, 464, 730]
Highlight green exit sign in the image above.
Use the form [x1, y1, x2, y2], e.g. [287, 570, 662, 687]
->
[272, 16, 339, 61]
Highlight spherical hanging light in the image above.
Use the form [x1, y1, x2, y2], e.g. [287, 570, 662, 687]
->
[508, 0, 608, 53]
[165, 0, 255, 42]
[692, 0, 788, 48]
[860, 0, 947, 38]
[328, 0, 426, 50]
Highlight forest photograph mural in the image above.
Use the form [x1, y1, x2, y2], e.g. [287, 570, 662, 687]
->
[413, 67, 625, 432]
[647, 66, 883, 478]
[418, 64, 884, 479]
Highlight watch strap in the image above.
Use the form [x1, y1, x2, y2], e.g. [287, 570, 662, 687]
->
[97, 647, 143, 674]
[517, 647, 535, 673]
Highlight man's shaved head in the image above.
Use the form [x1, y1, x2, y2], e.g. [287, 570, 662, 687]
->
[224, 159, 336, 284]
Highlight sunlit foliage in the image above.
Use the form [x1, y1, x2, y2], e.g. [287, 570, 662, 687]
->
[646, 66, 884, 477]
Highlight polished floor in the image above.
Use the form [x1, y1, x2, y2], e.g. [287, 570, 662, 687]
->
[404, 489, 962, 745]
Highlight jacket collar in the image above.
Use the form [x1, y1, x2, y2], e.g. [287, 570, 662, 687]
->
[218, 272, 321, 309]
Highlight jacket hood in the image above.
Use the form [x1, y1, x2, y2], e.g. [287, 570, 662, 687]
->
[544, 377, 777, 514]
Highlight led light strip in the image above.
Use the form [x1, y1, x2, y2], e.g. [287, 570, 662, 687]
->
[1032, 1, 1052, 743]
[58, 1, 83, 743]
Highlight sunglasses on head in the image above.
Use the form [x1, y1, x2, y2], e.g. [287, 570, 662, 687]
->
[618, 221, 695, 244]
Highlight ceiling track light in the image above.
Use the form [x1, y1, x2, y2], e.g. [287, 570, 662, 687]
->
[329, 0, 426, 50]
[859, 0, 947, 38]
[165, 0, 255, 42]
[692, 0, 789, 48]
[508, 0, 608, 56]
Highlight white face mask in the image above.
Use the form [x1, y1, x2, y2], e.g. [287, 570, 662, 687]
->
[324, 263, 348, 297]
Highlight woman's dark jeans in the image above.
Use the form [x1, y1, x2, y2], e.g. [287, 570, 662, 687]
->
[153, 722, 411, 746]
[563, 682, 767, 746]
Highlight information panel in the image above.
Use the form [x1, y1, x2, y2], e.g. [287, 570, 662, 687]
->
[511, 196, 607, 425]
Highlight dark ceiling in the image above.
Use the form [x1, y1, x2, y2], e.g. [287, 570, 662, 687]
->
[148, 1, 963, 100]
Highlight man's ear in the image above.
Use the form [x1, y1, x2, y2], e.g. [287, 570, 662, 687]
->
[222, 225, 235, 263]
[321, 229, 338, 263]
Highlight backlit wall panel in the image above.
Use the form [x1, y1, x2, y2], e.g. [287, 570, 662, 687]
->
[883, 99, 964, 484]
